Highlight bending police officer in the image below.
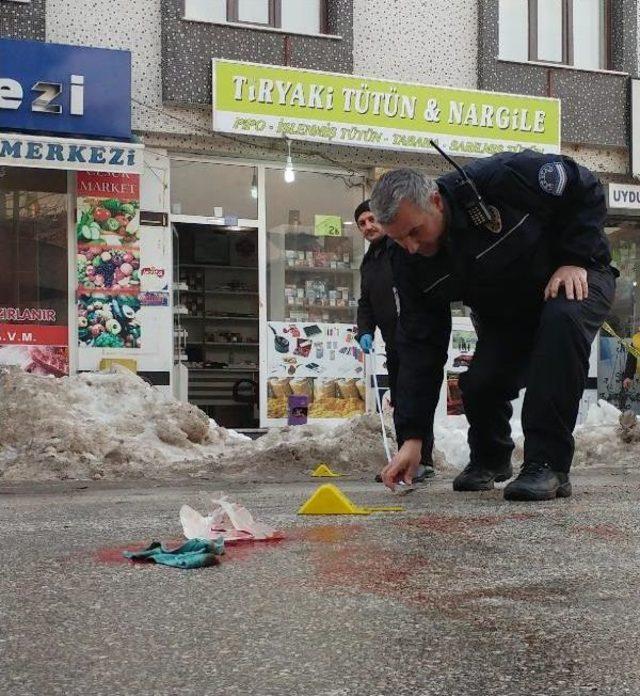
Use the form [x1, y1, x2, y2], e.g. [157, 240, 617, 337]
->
[370, 150, 616, 501]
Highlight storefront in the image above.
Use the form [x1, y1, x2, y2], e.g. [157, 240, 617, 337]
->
[0, 41, 565, 429]
[0, 38, 174, 392]
[597, 182, 640, 412]
[165, 59, 562, 429]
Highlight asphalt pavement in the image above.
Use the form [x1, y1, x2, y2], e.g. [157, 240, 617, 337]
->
[1, 469, 639, 696]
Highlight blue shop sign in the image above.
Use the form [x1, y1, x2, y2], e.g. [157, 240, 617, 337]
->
[0, 39, 131, 140]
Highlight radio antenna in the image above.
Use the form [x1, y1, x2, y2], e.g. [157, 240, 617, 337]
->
[429, 139, 470, 180]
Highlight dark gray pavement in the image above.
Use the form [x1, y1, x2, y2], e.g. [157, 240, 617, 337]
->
[1, 469, 639, 696]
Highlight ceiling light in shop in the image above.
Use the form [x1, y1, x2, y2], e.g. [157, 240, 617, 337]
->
[284, 139, 295, 183]
[251, 171, 258, 199]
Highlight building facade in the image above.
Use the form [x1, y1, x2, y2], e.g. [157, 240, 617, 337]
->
[1, 0, 637, 424]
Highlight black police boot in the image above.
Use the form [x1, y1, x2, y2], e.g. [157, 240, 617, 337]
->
[503, 462, 572, 501]
[452, 461, 513, 492]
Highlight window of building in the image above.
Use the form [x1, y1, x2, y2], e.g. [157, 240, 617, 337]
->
[0, 168, 69, 376]
[170, 160, 258, 220]
[184, 0, 327, 34]
[498, 0, 610, 70]
[598, 220, 640, 413]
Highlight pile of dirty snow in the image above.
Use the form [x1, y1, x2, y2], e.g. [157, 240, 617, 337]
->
[570, 400, 635, 469]
[0, 368, 401, 482]
[1, 366, 633, 483]
[433, 401, 630, 471]
[214, 413, 394, 480]
[0, 367, 243, 481]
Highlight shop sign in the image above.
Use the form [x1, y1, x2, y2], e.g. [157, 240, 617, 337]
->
[0, 38, 131, 140]
[0, 133, 143, 173]
[608, 183, 640, 210]
[0, 323, 67, 346]
[139, 292, 170, 307]
[0, 307, 69, 377]
[212, 60, 561, 157]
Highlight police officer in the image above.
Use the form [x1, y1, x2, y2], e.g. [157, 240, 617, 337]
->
[370, 150, 616, 501]
[354, 200, 435, 482]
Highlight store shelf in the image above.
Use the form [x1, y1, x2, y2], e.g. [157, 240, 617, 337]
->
[287, 303, 354, 311]
[189, 367, 259, 373]
[204, 342, 259, 347]
[180, 263, 258, 270]
[177, 290, 258, 296]
[205, 290, 259, 296]
[205, 315, 259, 321]
[285, 266, 357, 274]
[180, 314, 258, 321]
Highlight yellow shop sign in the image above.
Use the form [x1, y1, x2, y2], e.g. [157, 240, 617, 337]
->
[212, 60, 561, 157]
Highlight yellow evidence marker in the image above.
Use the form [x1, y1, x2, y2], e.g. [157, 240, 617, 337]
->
[298, 483, 403, 515]
[311, 464, 343, 478]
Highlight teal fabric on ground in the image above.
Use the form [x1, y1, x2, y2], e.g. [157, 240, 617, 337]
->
[123, 537, 224, 569]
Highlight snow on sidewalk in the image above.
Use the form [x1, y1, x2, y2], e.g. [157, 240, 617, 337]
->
[0, 366, 633, 482]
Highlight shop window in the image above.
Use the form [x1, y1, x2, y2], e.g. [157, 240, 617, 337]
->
[170, 160, 258, 220]
[265, 168, 365, 324]
[598, 221, 640, 413]
[0, 168, 69, 376]
[233, 0, 271, 25]
[184, 0, 327, 34]
[184, 0, 226, 22]
[498, 0, 610, 70]
[265, 168, 366, 422]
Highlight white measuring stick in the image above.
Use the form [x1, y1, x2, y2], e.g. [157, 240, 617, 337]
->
[369, 348, 393, 464]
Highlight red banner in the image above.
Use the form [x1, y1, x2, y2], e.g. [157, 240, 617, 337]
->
[0, 324, 68, 346]
[76, 171, 140, 201]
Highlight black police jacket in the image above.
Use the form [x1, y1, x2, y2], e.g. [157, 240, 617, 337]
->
[392, 149, 614, 441]
[356, 237, 398, 348]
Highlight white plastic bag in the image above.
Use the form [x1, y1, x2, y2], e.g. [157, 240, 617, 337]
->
[180, 492, 283, 542]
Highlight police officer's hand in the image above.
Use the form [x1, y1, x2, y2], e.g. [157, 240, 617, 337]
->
[544, 265, 588, 301]
[359, 334, 374, 353]
[380, 439, 421, 491]
[623, 377, 633, 390]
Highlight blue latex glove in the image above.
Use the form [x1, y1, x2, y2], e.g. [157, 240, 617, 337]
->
[359, 334, 373, 353]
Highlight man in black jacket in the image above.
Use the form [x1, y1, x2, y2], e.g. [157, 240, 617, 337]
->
[355, 200, 435, 481]
[370, 151, 616, 501]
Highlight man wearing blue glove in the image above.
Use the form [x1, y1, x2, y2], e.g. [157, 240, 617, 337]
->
[355, 200, 435, 482]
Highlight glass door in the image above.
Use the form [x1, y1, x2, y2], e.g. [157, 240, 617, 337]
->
[170, 158, 260, 429]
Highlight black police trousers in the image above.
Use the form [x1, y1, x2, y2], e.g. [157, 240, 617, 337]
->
[386, 347, 435, 465]
[458, 268, 615, 473]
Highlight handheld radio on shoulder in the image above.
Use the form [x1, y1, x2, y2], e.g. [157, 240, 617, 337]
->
[429, 139, 493, 228]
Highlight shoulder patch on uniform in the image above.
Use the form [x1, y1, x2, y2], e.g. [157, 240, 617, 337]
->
[538, 161, 568, 196]
[484, 205, 502, 234]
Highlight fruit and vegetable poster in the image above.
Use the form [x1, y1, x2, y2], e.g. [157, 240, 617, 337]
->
[76, 172, 142, 350]
[266, 321, 365, 421]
